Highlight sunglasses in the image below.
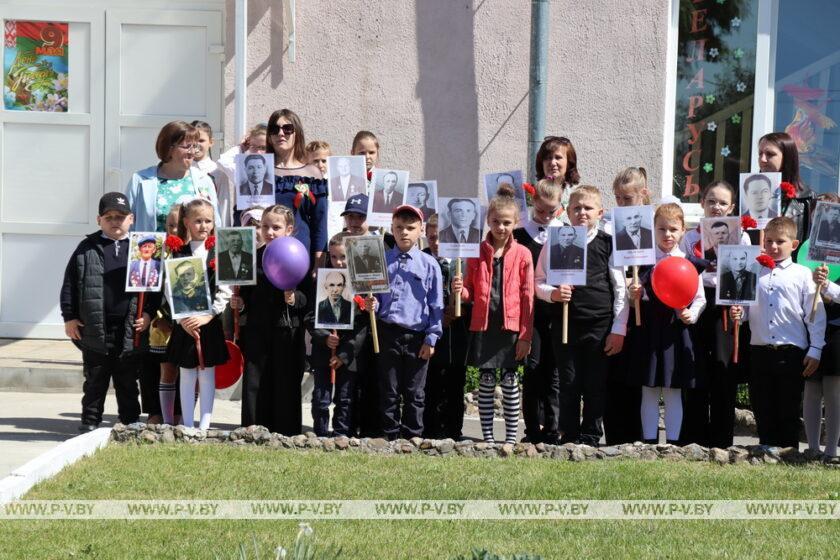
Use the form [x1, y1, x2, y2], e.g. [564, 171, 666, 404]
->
[269, 123, 296, 136]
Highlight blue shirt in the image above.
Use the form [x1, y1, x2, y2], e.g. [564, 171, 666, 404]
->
[375, 245, 444, 347]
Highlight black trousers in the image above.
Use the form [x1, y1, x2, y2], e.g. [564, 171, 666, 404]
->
[311, 365, 356, 437]
[353, 354, 382, 438]
[423, 360, 466, 439]
[81, 349, 141, 425]
[750, 345, 805, 448]
[377, 324, 429, 439]
[139, 354, 162, 417]
[522, 317, 553, 442]
[603, 352, 642, 445]
[551, 317, 609, 446]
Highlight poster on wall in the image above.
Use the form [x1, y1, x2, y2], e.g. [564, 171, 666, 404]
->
[3, 20, 69, 112]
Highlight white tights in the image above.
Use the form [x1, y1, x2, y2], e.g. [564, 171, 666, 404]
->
[803, 376, 840, 457]
[641, 387, 683, 442]
[179, 367, 215, 429]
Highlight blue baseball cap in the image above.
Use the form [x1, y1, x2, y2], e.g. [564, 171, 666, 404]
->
[341, 194, 368, 217]
[137, 235, 157, 246]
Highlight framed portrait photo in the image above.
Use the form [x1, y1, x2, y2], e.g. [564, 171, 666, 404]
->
[700, 216, 742, 259]
[715, 244, 761, 306]
[367, 168, 409, 227]
[482, 170, 528, 224]
[546, 225, 588, 286]
[235, 152, 275, 209]
[611, 205, 656, 267]
[807, 201, 840, 265]
[314, 268, 355, 330]
[404, 180, 437, 221]
[215, 227, 257, 285]
[327, 155, 367, 203]
[165, 256, 213, 320]
[345, 235, 390, 294]
[437, 196, 484, 258]
[739, 172, 781, 230]
[125, 232, 165, 293]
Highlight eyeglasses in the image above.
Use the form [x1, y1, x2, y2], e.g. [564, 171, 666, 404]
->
[269, 124, 296, 136]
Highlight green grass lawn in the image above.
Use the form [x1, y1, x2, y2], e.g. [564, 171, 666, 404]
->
[2, 444, 839, 559]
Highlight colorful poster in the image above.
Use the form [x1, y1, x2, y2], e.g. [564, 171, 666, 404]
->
[4, 20, 69, 112]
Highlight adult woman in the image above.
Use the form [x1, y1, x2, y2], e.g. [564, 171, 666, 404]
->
[266, 109, 326, 268]
[534, 136, 581, 222]
[125, 121, 220, 425]
[126, 120, 220, 231]
[758, 131, 814, 247]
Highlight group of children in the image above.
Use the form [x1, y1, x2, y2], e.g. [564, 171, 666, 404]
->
[59, 126, 839, 462]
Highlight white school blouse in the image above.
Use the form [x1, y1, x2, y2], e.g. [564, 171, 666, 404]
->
[742, 257, 826, 360]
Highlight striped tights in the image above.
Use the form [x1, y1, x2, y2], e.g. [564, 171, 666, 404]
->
[478, 369, 520, 444]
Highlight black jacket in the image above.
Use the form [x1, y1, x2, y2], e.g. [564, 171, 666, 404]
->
[60, 231, 159, 356]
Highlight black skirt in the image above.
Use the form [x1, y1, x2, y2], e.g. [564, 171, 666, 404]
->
[166, 315, 229, 368]
[813, 323, 840, 380]
[628, 298, 698, 389]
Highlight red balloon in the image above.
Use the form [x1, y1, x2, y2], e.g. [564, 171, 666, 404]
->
[651, 256, 699, 309]
[215, 341, 244, 389]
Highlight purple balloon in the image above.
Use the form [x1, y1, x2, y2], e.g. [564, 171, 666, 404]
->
[262, 236, 309, 290]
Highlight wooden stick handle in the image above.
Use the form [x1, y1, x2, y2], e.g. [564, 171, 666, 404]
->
[562, 301, 569, 344]
[732, 318, 740, 364]
[368, 293, 380, 354]
[330, 329, 337, 384]
[633, 265, 641, 327]
[232, 286, 241, 342]
[722, 307, 728, 333]
[454, 258, 462, 318]
[810, 263, 825, 322]
[133, 292, 145, 348]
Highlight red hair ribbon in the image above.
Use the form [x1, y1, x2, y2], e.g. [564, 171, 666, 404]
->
[756, 254, 776, 269]
[353, 294, 366, 311]
[741, 215, 757, 230]
[204, 235, 216, 251]
[165, 234, 184, 254]
[780, 181, 796, 199]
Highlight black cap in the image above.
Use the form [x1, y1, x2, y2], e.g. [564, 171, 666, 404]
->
[341, 194, 369, 217]
[98, 192, 131, 215]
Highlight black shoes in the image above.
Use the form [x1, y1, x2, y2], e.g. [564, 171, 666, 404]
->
[78, 423, 99, 432]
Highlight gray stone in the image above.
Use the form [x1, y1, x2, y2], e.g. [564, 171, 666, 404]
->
[524, 444, 539, 458]
[683, 443, 708, 461]
[292, 434, 307, 447]
[569, 447, 586, 462]
[304, 431, 317, 439]
[729, 447, 749, 464]
[535, 442, 546, 453]
[600, 446, 621, 458]
[410, 437, 423, 447]
[348, 437, 361, 447]
[112, 423, 126, 433]
[322, 439, 336, 452]
[733, 408, 757, 436]
[334, 437, 350, 450]
[709, 448, 729, 465]
[368, 438, 388, 451]
[161, 430, 175, 444]
[437, 440, 455, 455]
[305, 437, 322, 449]
[419, 439, 433, 450]
[474, 442, 489, 451]
[499, 443, 514, 457]
[579, 445, 597, 458]
[140, 430, 158, 444]
[127, 422, 146, 431]
[400, 444, 414, 454]
[550, 446, 568, 461]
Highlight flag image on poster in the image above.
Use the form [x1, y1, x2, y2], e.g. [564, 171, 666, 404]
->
[3, 20, 69, 112]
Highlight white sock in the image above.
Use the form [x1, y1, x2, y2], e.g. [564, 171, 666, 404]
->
[198, 368, 216, 430]
[803, 381, 824, 452]
[159, 382, 176, 425]
[662, 388, 683, 442]
[179, 368, 198, 428]
[640, 387, 660, 441]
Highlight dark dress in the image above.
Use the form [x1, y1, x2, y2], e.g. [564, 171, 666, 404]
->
[628, 265, 698, 389]
[273, 174, 328, 257]
[814, 299, 840, 379]
[467, 256, 518, 369]
[166, 244, 230, 369]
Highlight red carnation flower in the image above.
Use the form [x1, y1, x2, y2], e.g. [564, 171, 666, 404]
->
[208, 257, 217, 271]
[693, 240, 703, 259]
[165, 235, 184, 253]
[204, 235, 216, 250]
[522, 182, 536, 197]
[353, 294, 366, 311]
[756, 254, 775, 269]
[780, 181, 796, 199]
[367, 170, 373, 181]
[741, 215, 757, 230]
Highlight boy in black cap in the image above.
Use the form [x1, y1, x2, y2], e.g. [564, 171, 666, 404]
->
[60, 192, 159, 430]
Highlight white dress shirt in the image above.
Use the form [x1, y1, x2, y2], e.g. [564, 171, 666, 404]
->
[534, 226, 629, 336]
[523, 215, 563, 246]
[742, 257, 826, 360]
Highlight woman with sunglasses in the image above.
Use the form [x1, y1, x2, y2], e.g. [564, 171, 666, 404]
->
[266, 109, 326, 272]
[125, 120, 221, 426]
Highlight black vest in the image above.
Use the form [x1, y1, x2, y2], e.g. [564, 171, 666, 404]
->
[553, 230, 614, 323]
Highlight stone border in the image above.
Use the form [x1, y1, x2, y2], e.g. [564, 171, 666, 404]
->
[111, 423, 834, 466]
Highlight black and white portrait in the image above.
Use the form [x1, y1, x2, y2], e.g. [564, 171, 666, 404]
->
[700, 216, 742, 259]
[235, 152, 275, 209]
[368, 168, 409, 226]
[739, 172, 781, 229]
[404, 180, 437, 221]
[327, 156, 367, 202]
[715, 245, 761, 306]
[547, 225, 588, 285]
[482, 170, 528, 222]
[125, 232, 164, 293]
[314, 268, 355, 330]
[611, 205, 656, 267]
[165, 256, 212, 320]
[437, 197, 484, 258]
[810, 201, 840, 251]
[345, 235, 390, 294]
[215, 227, 257, 285]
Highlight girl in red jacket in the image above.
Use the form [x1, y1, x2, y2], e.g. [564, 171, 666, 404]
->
[452, 184, 534, 444]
